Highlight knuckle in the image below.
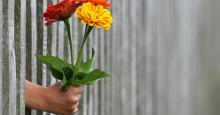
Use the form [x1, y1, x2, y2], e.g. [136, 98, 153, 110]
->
[65, 106, 79, 113]
[75, 88, 82, 94]
[71, 97, 79, 103]
[69, 105, 76, 111]
[72, 86, 84, 94]
[70, 85, 80, 91]
[66, 106, 76, 112]
[69, 101, 79, 111]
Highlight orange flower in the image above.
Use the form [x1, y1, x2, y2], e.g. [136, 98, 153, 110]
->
[76, 0, 111, 9]
[76, 2, 112, 30]
[43, 0, 81, 26]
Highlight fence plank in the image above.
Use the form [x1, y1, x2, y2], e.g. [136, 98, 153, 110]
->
[0, 0, 2, 114]
[2, 0, 10, 114]
[0, 0, 3, 114]
[20, 0, 26, 114]
[8, 0, 17, 114]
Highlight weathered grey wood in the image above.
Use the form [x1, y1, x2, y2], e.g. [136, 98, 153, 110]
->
[111, 0, 123, 115]
[20, 0, 26, 114]
[30, 0, 37, 115]
[8, 0, 17, 114]
[1, 0, 220, 115]
[42, 0, 48, 88]
[42, 1, 48, 115]
[50, 0, 58, 86]
[197, 1, 220, 115]
[0, 0, 2, 113]
[2, 0, 10, 114]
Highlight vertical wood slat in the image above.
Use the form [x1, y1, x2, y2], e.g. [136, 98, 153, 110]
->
[136, 0, 146, 115]
[42, 0, 48, 88]
[42, 1, 48, 115]
[157, 1, 171, 115]
[58, 22, 65, 60]
[0, 0, 2, 113]
[2, 0, 10, 114]
[106, 30, 112, 115]
[30, 0, 37, 115]
[25, 0, 32, 82]
[50, 0, 58, 86]
[90, 28, 97, 115]
[144, 0, 154, 114]
[14, 0, 21, 114]
[31, 0, 37, 84]
[121, 0, 129, 115]
[111, 0, 123, 115]
[8, 0, 16, 114]
[87, 26, 94, 115]
[20, 0, 26, 114]
[0, 0, 3, 114]
[130, 0, 137, 115]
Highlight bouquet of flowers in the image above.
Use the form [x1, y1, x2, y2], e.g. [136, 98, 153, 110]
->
[36, 0, 112, 91]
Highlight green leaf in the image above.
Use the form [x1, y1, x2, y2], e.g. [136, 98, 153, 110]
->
[78, 48, 95, 74]
[86, 81, 96, 85]
[63, 67, 74, 80]
[60, 66, 75, 91]
[36, 54, 70, 71]
[71, 69, 110, 85]
[36, 54, 73, 80]
[60, 72, 67, 91]
[49, 67, 63, 80]
[74, 72, 87, 80]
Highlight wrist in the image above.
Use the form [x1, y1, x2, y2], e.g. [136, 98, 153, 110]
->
[29, 85, 48, 111]
[37, 87, 49, 111]
[25, 81, 48, 111]
[39, 85, 60, 113]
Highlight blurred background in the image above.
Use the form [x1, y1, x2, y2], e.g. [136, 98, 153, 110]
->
[1, 0, 220, 115]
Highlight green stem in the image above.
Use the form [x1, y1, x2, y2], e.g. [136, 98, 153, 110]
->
[64, 19, 74, 64]
[75, 24, 94, 69]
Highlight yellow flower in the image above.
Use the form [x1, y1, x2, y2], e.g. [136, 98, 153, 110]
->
[76, 2, 112, 30]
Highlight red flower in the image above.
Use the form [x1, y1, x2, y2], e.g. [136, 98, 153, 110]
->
[76, 0, 111, 9]
[43, 0, 81, 26]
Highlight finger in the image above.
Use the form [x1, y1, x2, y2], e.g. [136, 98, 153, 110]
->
[75, 101, 79, 107]
[69, 85, 84, 94]
[73, 108, 78, 113]
[74, 101, 79, 108]
[69, 101, 79, 109]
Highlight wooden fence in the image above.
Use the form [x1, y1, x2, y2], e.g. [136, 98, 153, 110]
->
[1, 0, 220, 115]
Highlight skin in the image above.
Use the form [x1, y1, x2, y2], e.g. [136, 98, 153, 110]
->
[25, 80, 84, 115]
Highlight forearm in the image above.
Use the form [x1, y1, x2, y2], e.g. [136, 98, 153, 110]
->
[25, 80, 47, 110]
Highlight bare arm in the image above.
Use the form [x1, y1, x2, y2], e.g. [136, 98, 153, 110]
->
[25, 80, 84, 115]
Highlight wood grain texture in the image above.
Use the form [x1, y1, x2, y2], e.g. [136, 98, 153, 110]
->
[2, 0, 9, 114]
[20, 0, 26, 114]
[0, 0, 2, 114]
[1, 0, 220, 115]
[0, 0, 2, 113]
